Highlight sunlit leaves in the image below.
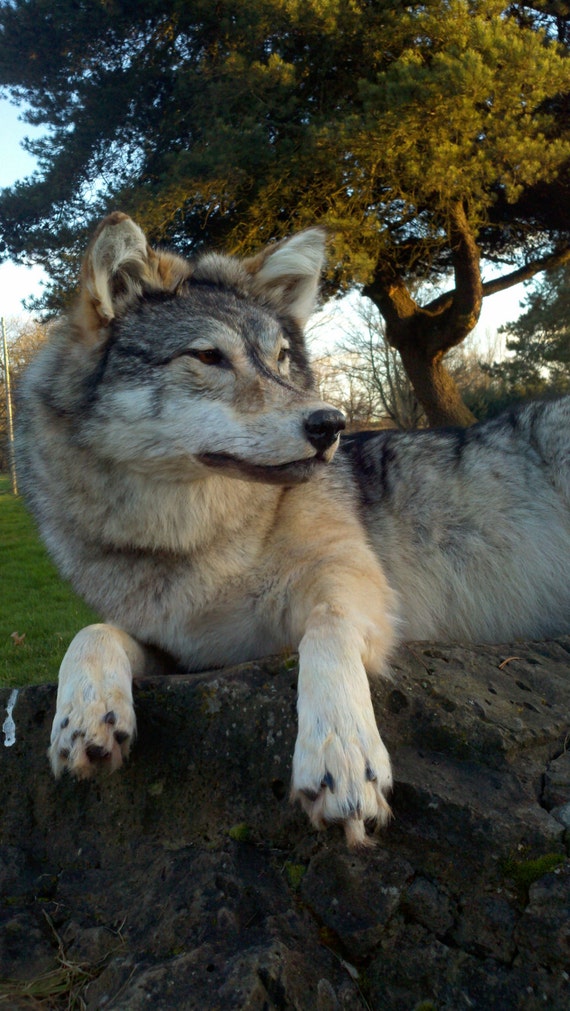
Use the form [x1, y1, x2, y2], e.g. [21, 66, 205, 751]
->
[0, 0, 567, 310]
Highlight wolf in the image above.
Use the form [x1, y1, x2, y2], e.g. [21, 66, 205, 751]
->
[16, 212, 570, 846]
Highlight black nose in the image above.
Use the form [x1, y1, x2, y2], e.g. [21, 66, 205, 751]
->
[304, 409, 346, 453]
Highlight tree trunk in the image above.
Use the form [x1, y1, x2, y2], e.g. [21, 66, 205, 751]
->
[363, 201, 483, 428]
[362, 267, 479, 427]
[398, 346, 477, 428]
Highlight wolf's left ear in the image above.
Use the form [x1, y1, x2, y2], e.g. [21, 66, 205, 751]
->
[244, 228, 326, 328]
[75, 212, 191, 341]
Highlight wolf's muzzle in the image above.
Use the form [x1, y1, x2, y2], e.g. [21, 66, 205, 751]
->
[304, 409, 346, 454]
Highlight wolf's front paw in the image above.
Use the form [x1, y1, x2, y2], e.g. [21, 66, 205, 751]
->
[291, 718, 392, 847]
[49, 625, 139, 779]
[49, 688, 136, 780]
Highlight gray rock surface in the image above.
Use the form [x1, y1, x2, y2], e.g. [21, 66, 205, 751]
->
[1, 639, 569, 1009]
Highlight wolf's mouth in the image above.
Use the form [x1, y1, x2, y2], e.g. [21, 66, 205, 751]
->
[197, 452, 325, 484]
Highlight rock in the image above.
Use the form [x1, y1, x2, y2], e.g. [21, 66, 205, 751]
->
[514, 866, 570, 968]
[0, 639, 569, 1009]
[452, 895, 517, 961]
[551, 802, 570, 829]
[401, 876, 455, 937]
[544, 751, 570, 809]
[300, 848, 414, 958]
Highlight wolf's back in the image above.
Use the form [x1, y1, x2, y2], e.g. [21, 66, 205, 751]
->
[341, 398, 570, 642]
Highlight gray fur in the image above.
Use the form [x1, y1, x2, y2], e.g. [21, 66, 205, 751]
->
[342, 403, 570, 641]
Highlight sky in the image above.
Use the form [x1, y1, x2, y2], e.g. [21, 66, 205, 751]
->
[0, 98, 48, 318]
[0, 95, 526, 347]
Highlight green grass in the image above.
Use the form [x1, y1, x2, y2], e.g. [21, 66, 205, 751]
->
[0, 475, 99, 688]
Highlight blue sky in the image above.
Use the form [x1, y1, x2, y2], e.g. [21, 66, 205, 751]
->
[0, 98, 40, 188]
[0, 95, 524, 344]
[0, 97, 48, 317]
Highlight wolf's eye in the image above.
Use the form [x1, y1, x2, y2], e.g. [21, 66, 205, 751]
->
[277, 346, 290, 364]
[185, 348, 225, 366]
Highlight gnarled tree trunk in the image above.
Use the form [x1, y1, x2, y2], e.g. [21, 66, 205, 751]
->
[363, 201, 482, 428]
[363, 202, 570, 428]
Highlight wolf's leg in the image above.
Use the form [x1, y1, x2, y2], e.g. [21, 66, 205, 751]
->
[290, 578, 397, 847]
[49, 624, 150, 779]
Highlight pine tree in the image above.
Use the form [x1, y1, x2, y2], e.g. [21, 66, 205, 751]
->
[0, 0, 568, 424]
[487, 265, 570, 399]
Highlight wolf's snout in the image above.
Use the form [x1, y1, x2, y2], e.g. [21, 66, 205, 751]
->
[304, 409, 346, 453]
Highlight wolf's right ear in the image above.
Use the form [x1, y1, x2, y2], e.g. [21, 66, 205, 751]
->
[74, 212, 191, 342]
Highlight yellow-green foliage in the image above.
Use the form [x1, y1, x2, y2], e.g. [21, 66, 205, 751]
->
[355, 0, 570, 224]
[1, 1, 568, 308]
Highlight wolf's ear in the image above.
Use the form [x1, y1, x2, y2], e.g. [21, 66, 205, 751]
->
[244, 228, 326, 328]
[75, 212, 191, 340]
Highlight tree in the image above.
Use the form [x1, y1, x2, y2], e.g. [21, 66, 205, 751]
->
[311, 351, 380, 429]
[0, 0, 569, 424]
[484, 263, 570, 400]
[335, 300, 425, 430]
[0, 316, 47, 471]
[334, 297, 503, 430]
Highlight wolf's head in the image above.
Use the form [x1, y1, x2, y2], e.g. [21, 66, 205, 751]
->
[44, 214, 346, 483]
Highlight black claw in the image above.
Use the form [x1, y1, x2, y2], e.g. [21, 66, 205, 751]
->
[114, 730, 129, 745]
[103, 710, 117, 725]
[365, 763, 377, 783]
[301, 788, 319, 802]
[320, 770, 335, 793]
[60, 717, 69, 729]
[59, 748, 70, 759]
[71, 730, 85, 742]
[85, 744, 110, 762]
[345, 799, 363, 819]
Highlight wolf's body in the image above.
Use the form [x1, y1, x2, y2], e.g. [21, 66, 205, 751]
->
[16, 213, 570, 845]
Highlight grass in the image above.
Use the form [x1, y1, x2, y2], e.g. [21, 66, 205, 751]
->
[0, 475, 99, 688]
[0, 911, 124, 1010]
